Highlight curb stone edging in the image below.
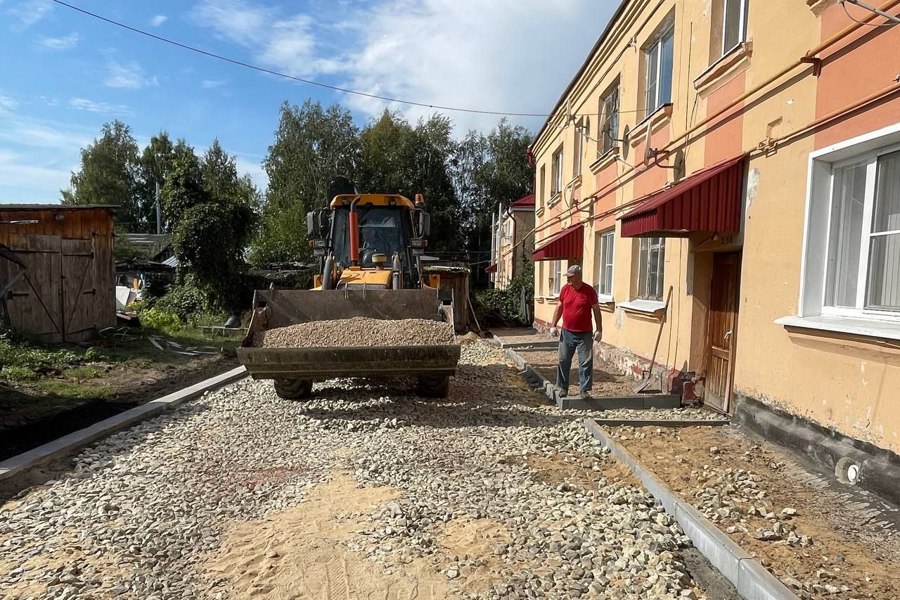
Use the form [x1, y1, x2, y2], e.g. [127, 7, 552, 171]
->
[501, 342, 715, 418]
[0, 366, 247, 485]
[584, 419, 800, 600]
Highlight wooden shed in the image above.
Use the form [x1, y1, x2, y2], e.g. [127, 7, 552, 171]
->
[0, 205, 116, 342]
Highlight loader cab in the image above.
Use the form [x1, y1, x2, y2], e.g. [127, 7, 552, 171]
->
[316, 194, 428, 290]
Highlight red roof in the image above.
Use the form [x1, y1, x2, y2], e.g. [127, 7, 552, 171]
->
[510, 193, 535, 208]
[619, 155, 746, 238]
[532, 223, 584, 261]
[484, 262, 498, 273]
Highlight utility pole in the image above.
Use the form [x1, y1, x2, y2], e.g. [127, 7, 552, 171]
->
[155, 181, 162, 234]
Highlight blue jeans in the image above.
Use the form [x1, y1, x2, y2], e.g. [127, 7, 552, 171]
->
[557, 329, 593, 395]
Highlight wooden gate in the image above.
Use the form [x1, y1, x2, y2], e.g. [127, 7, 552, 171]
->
[61, 238, 98, 339]
[705, 252, 741, 413]
[0, 235, 100, 342]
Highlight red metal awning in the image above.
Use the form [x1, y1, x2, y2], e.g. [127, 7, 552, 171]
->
[484, 262, 498, 273]
[619, 154, 747, 238]
[532, 223, 584, 261]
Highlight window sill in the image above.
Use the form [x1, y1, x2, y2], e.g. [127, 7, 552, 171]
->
[536, 206, 545, 218]
[548, 193, 562, 207]
[569, 174, 583, 189]
[694, 41, 753, 95]
[629, 104, 673, 149]
[775, 315, 900, 342]
[618, 299, 668, 315]
[589, 148, 619, 175]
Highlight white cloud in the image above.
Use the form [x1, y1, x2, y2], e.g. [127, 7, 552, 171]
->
[201, 79, 227, 89]
[150, 14, 168, 27]
[336, 0, 612, 132]
[69, 97, 132, 116]
[6, 0, 52, 29]
[0, 95, 18, 110]
[191, 0, 326, 77]
[105, 60, 159, 90]
[190, 0, 610, 134]
[38, 32, 80, 51]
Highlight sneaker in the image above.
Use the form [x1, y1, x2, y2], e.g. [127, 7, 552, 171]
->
[557, 387, 568, 398]
[578, 392, 593, 401]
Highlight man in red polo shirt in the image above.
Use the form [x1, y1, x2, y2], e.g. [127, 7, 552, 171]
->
[549, 265, 603, 399]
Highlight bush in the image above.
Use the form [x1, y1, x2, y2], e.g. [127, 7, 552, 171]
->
[474, 261, 534, 326]
[154, 281, 211, 322]
[139, 307, 182, 333]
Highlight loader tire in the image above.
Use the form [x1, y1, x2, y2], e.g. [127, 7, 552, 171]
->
[416, 375, 450, 398]
[274, 378, 313, 400]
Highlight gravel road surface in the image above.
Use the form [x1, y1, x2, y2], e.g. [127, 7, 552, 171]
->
[1, 342, 715, 600]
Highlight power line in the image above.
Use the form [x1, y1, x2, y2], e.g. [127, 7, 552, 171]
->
[50, 0, 553, 118]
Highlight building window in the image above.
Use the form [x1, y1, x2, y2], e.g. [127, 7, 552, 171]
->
[539, 165, 546, 207]
[638, 237, 665, 300]
[644, 22, 675, 116]
[596, 229, 615, 298]
[721, 0, 748, 59]
[551, 146, 563, 196]
[573, 121, 583, 178]
[549, 259, 564, 297]
[599, 82, 620, 156]
[824, 149, 900, 314]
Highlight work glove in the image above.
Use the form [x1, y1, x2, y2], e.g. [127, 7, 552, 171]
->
[549, 327, 559, 337]
[593, 330, 602, 342]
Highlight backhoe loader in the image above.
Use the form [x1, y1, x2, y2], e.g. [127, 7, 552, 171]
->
[237, 179, 460, 400]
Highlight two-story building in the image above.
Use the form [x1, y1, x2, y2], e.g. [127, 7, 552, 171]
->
[488, 193, 536, 289]
[529, 0, 900, 499]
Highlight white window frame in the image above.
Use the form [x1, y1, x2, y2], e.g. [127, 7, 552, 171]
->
[644, 22, 675, 115]
[548, 259, 564, 297]
[637, 237, 665, 301]
[551, 147, 564, 196]
[599, 82, 620, 157]
[721, 0, 749, 58]
[595, 229, 615, 301]
[573, 121, 583, 178]
[797, 123, 900, 327]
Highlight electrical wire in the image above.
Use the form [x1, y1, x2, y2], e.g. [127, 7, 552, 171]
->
[50, 0, 551, 117]
[840, 0, 898, 26]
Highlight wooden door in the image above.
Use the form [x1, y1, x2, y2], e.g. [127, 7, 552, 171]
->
[705, 252, 741, 413]
[61, 238, 97, 341]
[2, 235, 63, 341]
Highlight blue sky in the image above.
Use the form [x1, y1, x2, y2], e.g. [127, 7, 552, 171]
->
[0, 0, 617, 204]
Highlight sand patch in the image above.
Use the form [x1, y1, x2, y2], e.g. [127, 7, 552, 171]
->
[204, 473, 451, 599]
[439, 518, 511, 594]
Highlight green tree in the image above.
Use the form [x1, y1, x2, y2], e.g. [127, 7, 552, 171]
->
[252, 100, 359, 264]
[136, 131, 176, 233]
[167, 141, 259, 311]
[455, 119, 534, 284]
[63, 119, 141, 230]
[357, 111, 461, 254]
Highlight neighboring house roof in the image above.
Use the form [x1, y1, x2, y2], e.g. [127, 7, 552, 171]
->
[162, 255, 179, 268]
[510, 193, 535, 209]
[0, 204, 118, 211]
[125, 233, 172, 261]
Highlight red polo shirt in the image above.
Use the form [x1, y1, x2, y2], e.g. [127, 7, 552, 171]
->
[560, 283, 598, 332]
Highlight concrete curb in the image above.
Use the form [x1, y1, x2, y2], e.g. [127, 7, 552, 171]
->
[590, 418, 732, 427]
[584, 419, 799, 600]
[503, 344, 688, 413]
[0, 366, 247, 484]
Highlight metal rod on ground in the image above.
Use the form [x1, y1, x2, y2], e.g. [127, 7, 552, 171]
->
[467, 293, 483, 334]
[634, 285, 673, 394]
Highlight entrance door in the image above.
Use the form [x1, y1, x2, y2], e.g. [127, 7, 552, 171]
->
[705, 252, 741, 413]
